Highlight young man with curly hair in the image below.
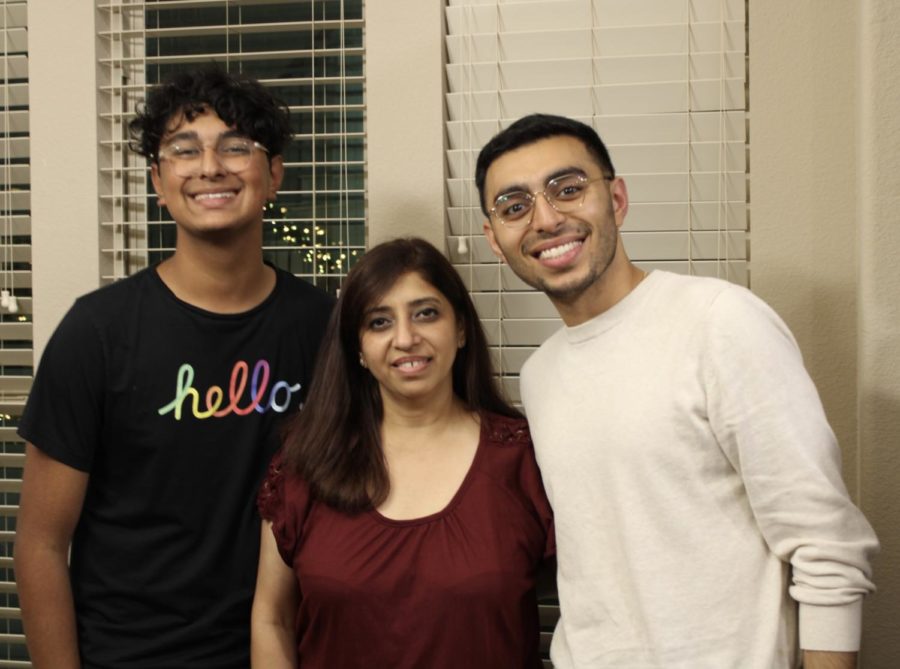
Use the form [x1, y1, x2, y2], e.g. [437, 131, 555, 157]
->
[14, 66, 333, 668]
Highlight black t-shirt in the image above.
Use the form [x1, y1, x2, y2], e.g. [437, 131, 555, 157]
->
[18, 266, 333, 668]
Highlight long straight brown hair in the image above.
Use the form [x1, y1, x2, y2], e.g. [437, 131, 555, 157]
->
[281, 237, 520, 513]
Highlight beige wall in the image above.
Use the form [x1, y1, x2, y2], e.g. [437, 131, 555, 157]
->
[27, 2, 101, 359]
[750, 0, 900, 664]
[856, 0, 900, 663]
[365, 0, 447, 250]
[749, 1, 860, 487]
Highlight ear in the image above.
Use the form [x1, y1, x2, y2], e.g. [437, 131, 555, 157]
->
[150, 162, 166, 207]
[456, 320, 466, 349]
[482, 219, 507, 263]
[609, 177, 629, 230]
[267, 155, 285, 200]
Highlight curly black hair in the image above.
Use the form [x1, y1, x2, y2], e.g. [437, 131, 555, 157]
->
[128, 64, 292, 162]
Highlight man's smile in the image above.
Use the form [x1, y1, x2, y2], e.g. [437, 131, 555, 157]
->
[187, 187, 242, 208]
[525, 231, 588, 267]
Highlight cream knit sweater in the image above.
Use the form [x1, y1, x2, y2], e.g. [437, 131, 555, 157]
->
[521, 270, 878, 669]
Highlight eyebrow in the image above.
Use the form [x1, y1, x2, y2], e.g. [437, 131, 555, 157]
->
[160, 128, 246, 145]
[492, 166, 589, 202]
[363, 296, 442, 318]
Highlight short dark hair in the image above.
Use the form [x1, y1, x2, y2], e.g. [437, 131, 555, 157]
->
[474, 113, 616, 216]
[128, 64, 292, 161]
[281, 237, 520, 513]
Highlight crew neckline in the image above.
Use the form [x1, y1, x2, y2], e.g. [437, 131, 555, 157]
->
[149, 262, 281, 319]
[564, 269, 659, 344]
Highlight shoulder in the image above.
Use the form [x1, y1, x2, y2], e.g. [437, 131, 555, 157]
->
[50, 270, 157, 341]
[633, 273, 800, 371]
[258, 449, 288, 518]
[473, 413, 551, 536]
[646, 271, 733, 312]
[480, 412, 532, 448]
[639, 272, 792, 342]
[271, 271, 335, 349]
[647, 271, 772, 316]
[271, 270, 335, 338]
[32, 273, 158, 366]
[708, 280, 786, 324]
[258, 450, 313, 521]
[697, 279, 795, 346]
[475, 413, 538, 485]
[275, 269, 336, 311]
[258, 450, 315, 563]
[72, 268, 154, 313]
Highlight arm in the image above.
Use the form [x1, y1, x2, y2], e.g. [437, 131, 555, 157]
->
[704, 287, 878, 653]
[251, 521, 299, 668]
[803, 650, 856, 669]
[14, 443, 88, 669]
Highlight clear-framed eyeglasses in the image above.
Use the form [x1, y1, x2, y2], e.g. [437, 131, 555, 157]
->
[156, 136, 269, 177]
[489, 173, 614, 229]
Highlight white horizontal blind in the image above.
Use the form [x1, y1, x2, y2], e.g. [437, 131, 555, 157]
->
[445, 0, 748, 403]
[96, 0, 366, 295]
[0, 0, 28, 664]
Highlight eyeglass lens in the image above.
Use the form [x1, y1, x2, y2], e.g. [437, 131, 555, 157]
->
[493, 174, 590, 227]
[161, 138, 260, 177]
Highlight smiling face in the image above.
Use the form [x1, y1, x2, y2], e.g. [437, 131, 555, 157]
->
[482, 135, 631, 322]
[150, 107, 283, 241]
[358, 271, 465, 408]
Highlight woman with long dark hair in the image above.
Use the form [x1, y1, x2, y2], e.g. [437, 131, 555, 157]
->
[251, 237, 553, 668]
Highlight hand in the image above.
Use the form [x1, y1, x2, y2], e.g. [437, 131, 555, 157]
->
[802, 650, 857, 669]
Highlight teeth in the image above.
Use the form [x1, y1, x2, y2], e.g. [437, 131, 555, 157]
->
[539, 240, 581, 260]
[396, 359, 426, 369]
[194, 192, 235, 201]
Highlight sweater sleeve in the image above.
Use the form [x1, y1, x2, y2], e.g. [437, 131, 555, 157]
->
[701, 286, 878, 652]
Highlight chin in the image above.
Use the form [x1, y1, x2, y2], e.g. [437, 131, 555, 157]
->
[190, 219, 259, 236]
[537, 274, 594, 302]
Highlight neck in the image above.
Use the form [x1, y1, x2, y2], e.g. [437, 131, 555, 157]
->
[380, 387, 469, 444]
[554, 248, 646, 327]
[157, 236, 274, 313]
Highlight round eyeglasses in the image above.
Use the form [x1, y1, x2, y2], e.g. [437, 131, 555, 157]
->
[156, 137, 269, 177]
[489, 173, 614, 229]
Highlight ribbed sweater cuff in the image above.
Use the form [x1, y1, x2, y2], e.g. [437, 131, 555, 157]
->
[799, 600, 863, 651]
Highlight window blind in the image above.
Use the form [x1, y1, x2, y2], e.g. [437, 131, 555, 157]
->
[445, 0, 748, 406]
[0, 0, 29, 663]
[96, 0, 366, 295]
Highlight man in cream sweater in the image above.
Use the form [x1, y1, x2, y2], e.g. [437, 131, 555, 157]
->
[476, 113, 878, 669]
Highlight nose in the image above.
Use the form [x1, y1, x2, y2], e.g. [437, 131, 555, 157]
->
[530, 191, 566, 233]
[393, 317, 420, 350]
[199, 146, 227, 177]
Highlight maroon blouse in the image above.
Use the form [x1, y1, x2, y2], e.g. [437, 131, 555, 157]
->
[258, 413, 554, 669]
